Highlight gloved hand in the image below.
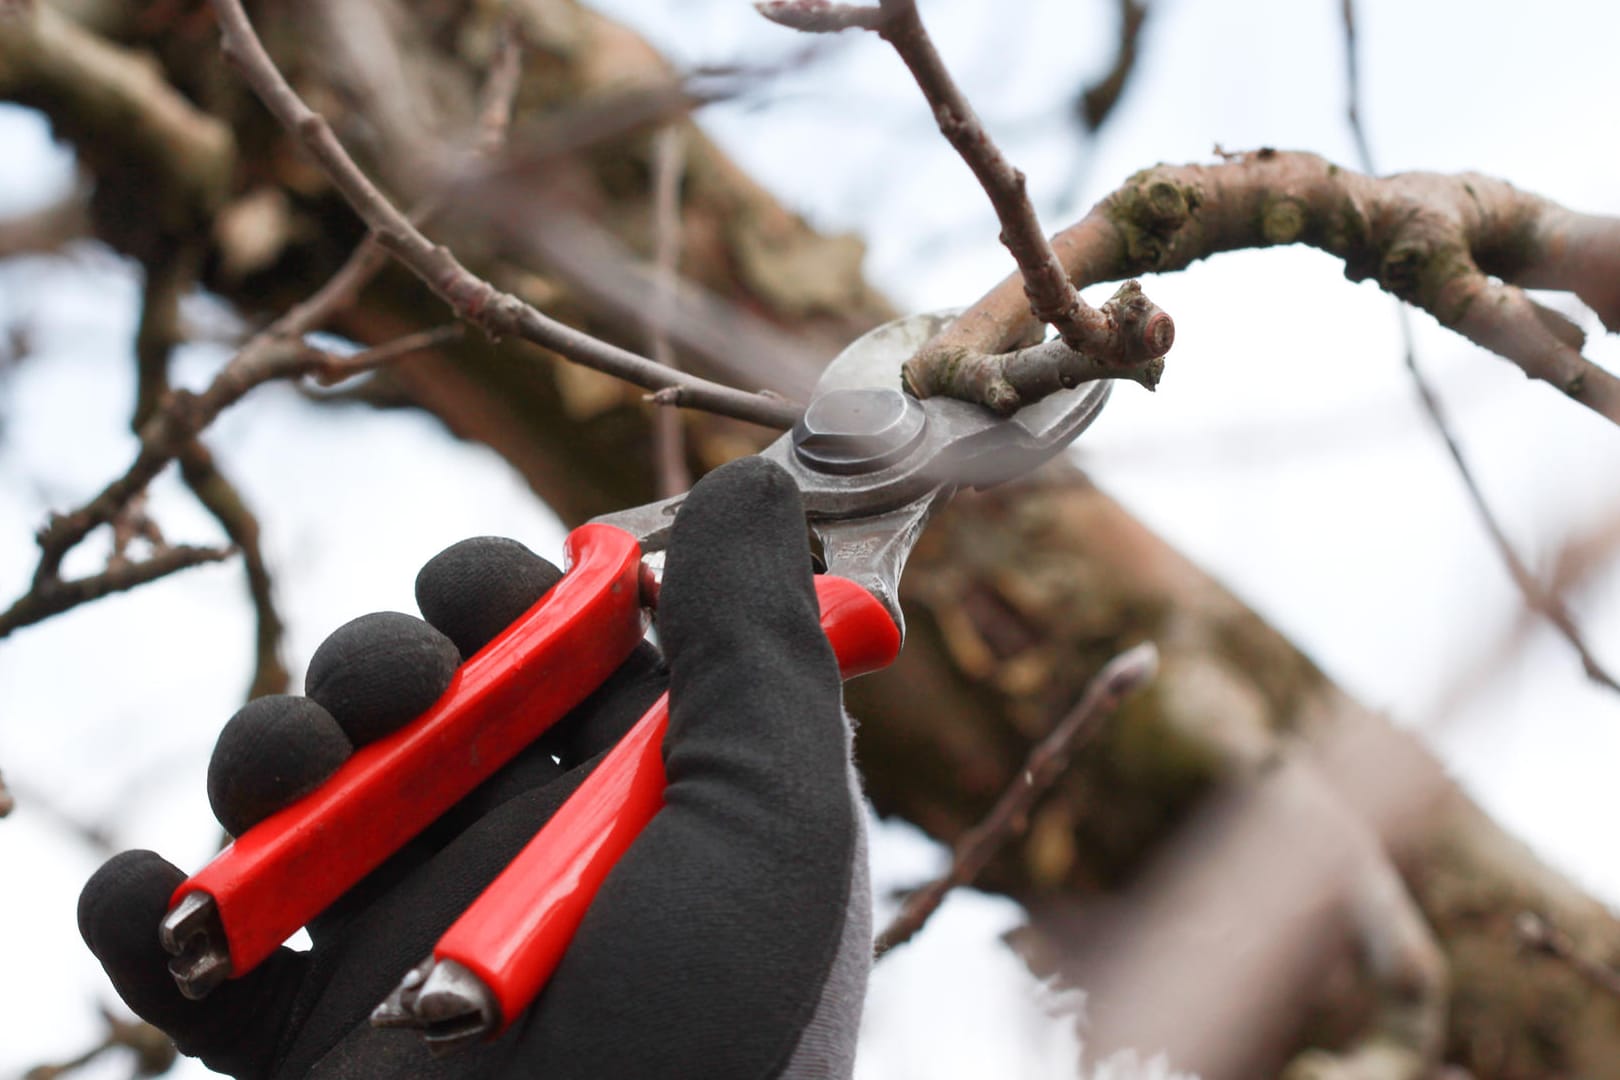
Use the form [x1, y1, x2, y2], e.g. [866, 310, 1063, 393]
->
[78, 458, 871, 1080]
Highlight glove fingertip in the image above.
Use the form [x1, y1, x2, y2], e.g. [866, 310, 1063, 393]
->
[306, 612, 460, 745]
[660, 458, 818, 659]
[416, 537, 562, 659]
[79, 849, 184, 959]
[208, 695, 352, 836]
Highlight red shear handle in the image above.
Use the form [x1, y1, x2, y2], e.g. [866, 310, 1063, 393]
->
[170, 524, 647, 977]
[433, 574, 900, 1030]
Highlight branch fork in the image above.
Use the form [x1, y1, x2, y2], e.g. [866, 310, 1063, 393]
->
[760, 0, 1176, 415]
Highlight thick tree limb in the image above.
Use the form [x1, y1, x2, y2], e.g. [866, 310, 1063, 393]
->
[0, 1, 233, 226]
[208, 0, 799, 431]
[922, 150, 1620, 423]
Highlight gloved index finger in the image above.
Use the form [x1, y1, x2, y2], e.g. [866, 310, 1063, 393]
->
[559, 455, 861, 1078]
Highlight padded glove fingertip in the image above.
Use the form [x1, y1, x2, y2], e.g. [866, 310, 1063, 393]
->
[306, 612, 460, 745]
[415, 537, 562, 659]
[208, 695, 351, 837]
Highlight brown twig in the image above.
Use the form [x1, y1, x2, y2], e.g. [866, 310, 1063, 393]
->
[309, 324, 466, 384]
[648, 126, 692, 498]
[0, 544, 236, 637]
[923, 150, 1620, 423]
[0, 775, 116, 853]
[1401, 319, 1618, 692]
[758, 0, 1174, 409]
[24, 318, 446, 604]
[1077, 0, 1149, 133]
[132, 242, 293, 699]
[24, 1008, 175, 1080]
[1516, 911, 1620, 1000]
[207, 0, 798, 431]
[179, 444, 289, 698]
[874, 642, 1158, 956]
[476, 18, 525, 157]
[870, 0, 1150, 357]
[0, 769, 13, 818]
[1339, 0, 1376, 180]
[1338, 2, 1616, 694]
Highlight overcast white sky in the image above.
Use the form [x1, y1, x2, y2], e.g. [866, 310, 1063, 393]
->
[2, 1, 1618, 1076]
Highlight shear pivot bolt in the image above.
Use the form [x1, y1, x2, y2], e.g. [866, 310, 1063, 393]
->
[792, 387, 926, 474]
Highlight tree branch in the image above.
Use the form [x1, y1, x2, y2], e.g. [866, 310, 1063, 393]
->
[207, 0, 799, 431]
[0, 1, 233, 219]
[874, 642, 1157, 956]
[15, 39, 493, 635]
[1076, 0, 1149, 134]
[1517, 911, 1620, 1000]
[759, 0, 1175, 410]
[24, 240, 442, 594]
[1337, 4, 1616, 694]
[475, 17, 525, 157]
[922, 150, 1620, 423]
[0, 544, 235, 637]
[648, 126, 692, 498]
[23, 1008, 175, 1080]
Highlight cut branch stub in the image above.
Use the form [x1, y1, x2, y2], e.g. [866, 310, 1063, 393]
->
[903, 280, 1174, 415]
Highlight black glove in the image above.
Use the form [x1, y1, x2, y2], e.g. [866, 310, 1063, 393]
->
[78, 458, 872, 1079]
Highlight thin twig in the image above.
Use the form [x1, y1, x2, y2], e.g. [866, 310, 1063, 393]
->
[179, 444, 289, 698]
[1516, 911, 1620, 1000]
[0, 770, 13, 818]
[1339, 0, 1376, 179]
[874, 642, 1158, 956]
[1076, 0, 1149, 133]
[133, 244, 293, 698]
[208, 0, 798, 431]
[0, 544, 236, 637]
[759, 0, 1174, 406]
[0, 775, 116, 852]
[1339, 0, 1617, 693]
[24, 1009, 175, 1079]
[871, 0, 1100, 353]
[309, 323, 465, 385]
[1400, 318, 1618, 693]
[648, 126, 692, 498]
[476, 18, 525, 157]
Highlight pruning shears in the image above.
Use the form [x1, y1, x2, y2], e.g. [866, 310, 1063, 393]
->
[158, 310, 1111, 1051]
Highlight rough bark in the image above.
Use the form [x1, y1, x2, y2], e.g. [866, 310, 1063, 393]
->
[10, 1, 1620, 1076]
